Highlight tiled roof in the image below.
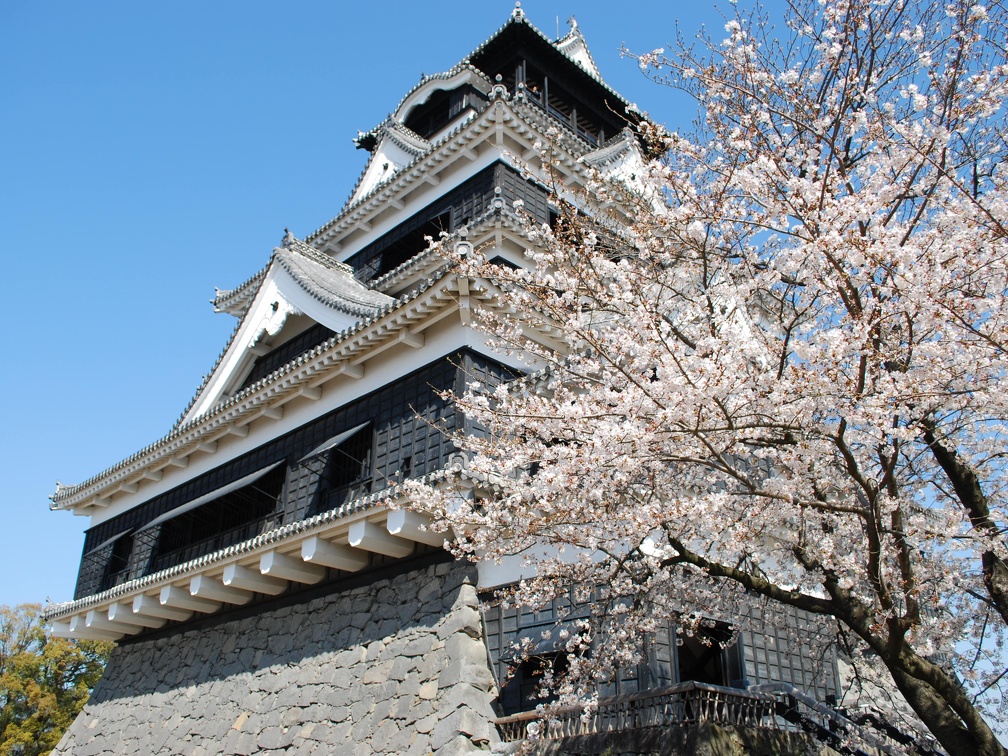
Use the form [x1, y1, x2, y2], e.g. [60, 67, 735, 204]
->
[307, 98, 496, 247]
[386, 64, 492, 137]
[44, 497, 382, 620]
[168, 234, 392, 433]
[307, 6, 639, 249]
[50, 266, 458, 510]
[554, 19, 602, 79]
[580, 127, 641, 168]
[212, 267, 268, 317]
[307, 92, 600, 252]
[341, 121, 433, 214]
[467, 4, 630, 110]
[277, 234, 393, 317]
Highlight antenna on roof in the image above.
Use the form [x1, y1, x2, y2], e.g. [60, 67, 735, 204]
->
[556, 16, 559, 39]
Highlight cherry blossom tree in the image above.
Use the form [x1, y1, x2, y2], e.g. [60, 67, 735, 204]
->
[407, 0, 1008, 753]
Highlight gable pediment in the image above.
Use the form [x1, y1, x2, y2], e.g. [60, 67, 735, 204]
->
[350, 122, 432, 208]
[183, 235, 393, 424]
[554, 19, 601, 79]
[392, 66, 492, 127]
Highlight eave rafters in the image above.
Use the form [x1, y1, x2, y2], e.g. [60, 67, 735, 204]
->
[43, 471, 485, 640]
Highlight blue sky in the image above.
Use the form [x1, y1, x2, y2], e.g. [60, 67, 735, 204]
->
[0, 1, 743, 608]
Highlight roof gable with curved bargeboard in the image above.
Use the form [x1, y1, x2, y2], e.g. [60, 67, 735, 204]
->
[182, 234, 393, 424]
[392, 65, 493, 136]
[554, 18, 601, 78]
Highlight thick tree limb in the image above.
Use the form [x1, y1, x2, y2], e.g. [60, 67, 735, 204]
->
[922, 419, 1008, 627]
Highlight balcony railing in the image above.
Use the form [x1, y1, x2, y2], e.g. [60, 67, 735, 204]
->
[521, 88, 599, 147]
[496, 681, 913, 756]
[495, 681, 777, 743]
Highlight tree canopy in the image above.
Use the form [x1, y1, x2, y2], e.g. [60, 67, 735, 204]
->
[407, 0, 1008, 753]
[0, 604, 112, 756]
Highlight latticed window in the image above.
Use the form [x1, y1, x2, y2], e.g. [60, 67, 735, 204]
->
[345, 163, 551, 284]
[302, 422, 375, 514]
[73, 352, 472, 599]
[150, 463, 286, 572]
[323, 424, 373, 506]
[100, 534, 134, 591]
[483, 592, 748, 716]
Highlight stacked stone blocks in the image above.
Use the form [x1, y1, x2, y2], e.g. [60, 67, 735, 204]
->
[53, 560, 500, 755]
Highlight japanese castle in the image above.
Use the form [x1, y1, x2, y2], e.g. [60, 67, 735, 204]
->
[44, 7, 876, 754]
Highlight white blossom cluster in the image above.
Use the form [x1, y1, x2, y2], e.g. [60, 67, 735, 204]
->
[406, 1, 1008, 752]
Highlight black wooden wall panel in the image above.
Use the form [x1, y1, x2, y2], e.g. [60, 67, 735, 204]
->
[75, 350, 514, 599]
[345, 162, 551, 284]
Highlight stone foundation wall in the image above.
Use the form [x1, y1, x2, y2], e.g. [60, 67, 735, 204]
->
[54, 559, 499, 755]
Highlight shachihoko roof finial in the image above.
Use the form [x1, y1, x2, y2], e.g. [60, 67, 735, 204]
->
[513, 2, 523, 20]
[568, 15, 578, 31]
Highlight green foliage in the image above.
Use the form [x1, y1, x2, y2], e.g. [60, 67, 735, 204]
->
[0, 604, 112, 756]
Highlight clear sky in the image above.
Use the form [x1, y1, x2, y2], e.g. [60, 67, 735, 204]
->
[0, 0, 752, 608]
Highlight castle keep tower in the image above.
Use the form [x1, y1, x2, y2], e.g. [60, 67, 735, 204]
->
[46, 8, 840, 754]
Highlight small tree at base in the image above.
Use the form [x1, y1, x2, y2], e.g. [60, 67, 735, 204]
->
[405, 1, 1008, 753]
[0, 604, 112, 756]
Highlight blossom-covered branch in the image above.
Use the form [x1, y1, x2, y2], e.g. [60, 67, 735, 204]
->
[407, 1, 1008, 753]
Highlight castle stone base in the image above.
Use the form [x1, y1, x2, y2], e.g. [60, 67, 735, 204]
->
[53, 558, 500, 755]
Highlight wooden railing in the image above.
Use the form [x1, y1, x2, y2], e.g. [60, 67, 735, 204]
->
[495, 681, 778, 743]
[521, 88, 600, 147]
[752, 683, 909, 756]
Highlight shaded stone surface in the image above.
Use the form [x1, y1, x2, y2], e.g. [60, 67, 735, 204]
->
[54, 560, 500, 755]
